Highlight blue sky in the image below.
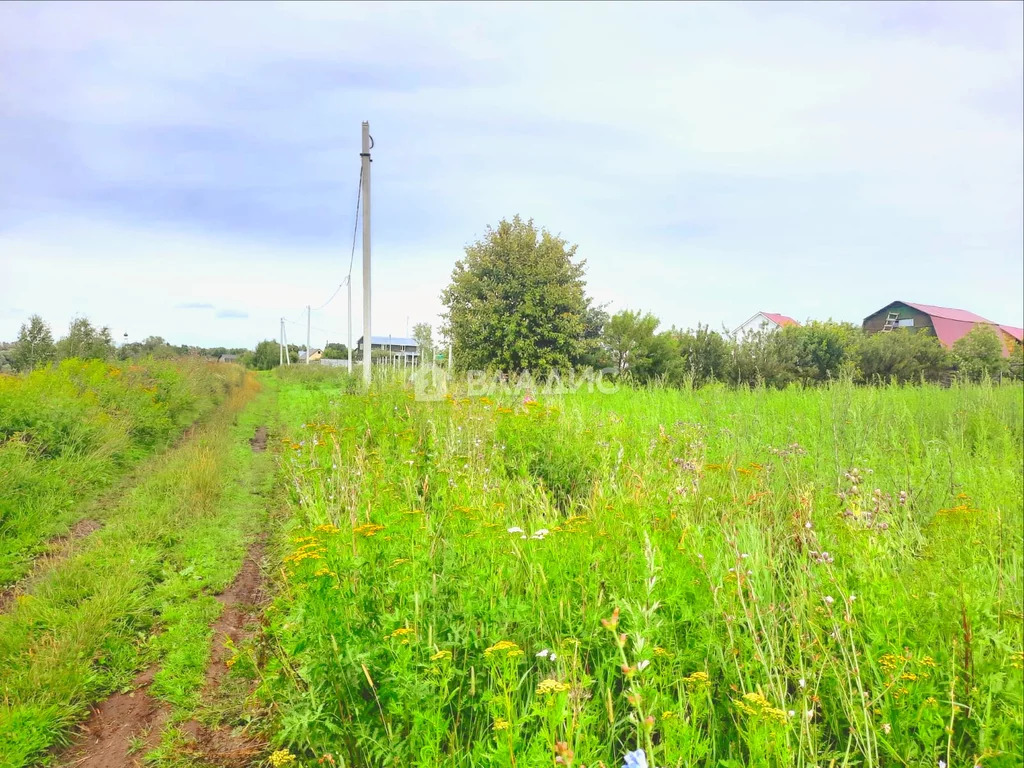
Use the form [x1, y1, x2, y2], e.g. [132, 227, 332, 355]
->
[1, 1, 1021, 348]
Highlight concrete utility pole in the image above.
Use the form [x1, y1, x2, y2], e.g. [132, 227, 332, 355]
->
[279, 318, 284, 366]
[306, 305, 311, 365]
[346, 276, 353, 373]
[361, 121, 372, 387]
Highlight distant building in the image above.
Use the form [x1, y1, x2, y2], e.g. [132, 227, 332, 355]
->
[356, 335, 420, 366]
[734, 312, 800, 339]
[862, 301, 1021, 355]
[218, 354, 239, 363]
[297, 349, 323, 363]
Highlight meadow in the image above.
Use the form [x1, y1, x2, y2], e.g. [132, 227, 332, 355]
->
[257, 374, 1023, 768]
[0, 359, 241, 587]
[0, 363, 1020, 768]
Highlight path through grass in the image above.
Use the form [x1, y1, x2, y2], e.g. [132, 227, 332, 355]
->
[0, 372, 277, 768]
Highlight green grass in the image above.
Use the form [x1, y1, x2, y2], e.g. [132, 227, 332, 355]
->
[0, 358, 241, 587]
[0, 372, 273, 768]
[254, 375, 1023, 768]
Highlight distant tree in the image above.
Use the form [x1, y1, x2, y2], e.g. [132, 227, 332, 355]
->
[855, 328, 950, 383]
[0, 343, 15, 373]
[577, 303, 611, 369]
[724, 327, 794, 388]
[118, 335, 177, 360]
[1008, 342, 1023, 381]
[251, 340, 281, 370]
[603, 310, 661, 375]
[671, 324, 729, 386]
[322, 343, 349, 360]
[411, 322, 434, 364]
[952, 325, 1007, 381]
[11, 314, 56, 371]
[55, 317, 114, 361]
[441, 216, 592, 372]
[787, 321, 860, 384]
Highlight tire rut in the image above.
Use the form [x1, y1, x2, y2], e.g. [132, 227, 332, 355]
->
[58, 667, 168, 768]
[178, 536, 268, 766]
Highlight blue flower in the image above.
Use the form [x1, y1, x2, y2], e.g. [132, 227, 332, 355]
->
[623, 749, 648, 768]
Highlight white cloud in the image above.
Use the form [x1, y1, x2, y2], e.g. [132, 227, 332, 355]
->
[1, 1, 1021, 348]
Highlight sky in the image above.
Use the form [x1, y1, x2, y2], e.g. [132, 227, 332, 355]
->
[1, 1, 1022, 349]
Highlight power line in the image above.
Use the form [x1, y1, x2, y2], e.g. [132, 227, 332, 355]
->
[348, 165, 363, 280]
[311, 283, 344, 311]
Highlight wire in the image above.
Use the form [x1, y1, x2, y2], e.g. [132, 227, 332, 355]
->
[305, 164, 362, 313]
[311, 283, 344, 311]
[277, 162, 363, 343]
[348, 165, 363, 279]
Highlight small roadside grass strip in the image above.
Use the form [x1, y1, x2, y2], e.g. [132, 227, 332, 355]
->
[0, 373, 271, 768]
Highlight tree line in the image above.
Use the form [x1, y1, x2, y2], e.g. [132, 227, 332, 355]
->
[0, 315, 249, 373]
[6, 216, 1020, 384]
[439, 217, 1022, 385]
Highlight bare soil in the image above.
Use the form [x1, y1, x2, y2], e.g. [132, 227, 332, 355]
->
[248, 426, 268, 453]
[58, 667, 167, 768]
[178, 536, 268, 766]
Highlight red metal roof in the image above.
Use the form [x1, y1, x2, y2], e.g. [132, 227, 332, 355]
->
[927, 317, 983, 348]
[894, 302, 1016, 352]
[761, 312, 799, 328]
[1000, 325, 1024, 343]
[902, 302, 994, 324]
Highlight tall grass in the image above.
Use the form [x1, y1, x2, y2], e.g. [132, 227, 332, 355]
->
[0, 358, 242, 585]
[0, 371, 267, 767]
[258, 377, 1022, 767]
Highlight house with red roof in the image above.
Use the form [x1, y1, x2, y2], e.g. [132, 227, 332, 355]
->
[862, 301, 1021, 356]
[733, 311, 800, 339]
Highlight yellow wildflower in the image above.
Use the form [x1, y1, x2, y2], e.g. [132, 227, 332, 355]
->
[535, 678, 571, 696]
[683, 670, 710, 688]
[387, 627, 415, 644]
[314, 523, 340, 534]
[493, 718, 510, 731]
[431, 650, 453, 661]
[269, 749, 297, 767]
[485, 640, 523, 658]
[353, 523, 385, 537]
[735, 692, 787, 724]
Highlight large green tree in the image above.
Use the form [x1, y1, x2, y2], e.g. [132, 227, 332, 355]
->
[11, 314, 56, 371]
[952, 325, 1007, 381]
[441, 216, 592, 372]
[55, 317, 114, 361]
[603, 310, 662, 375]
